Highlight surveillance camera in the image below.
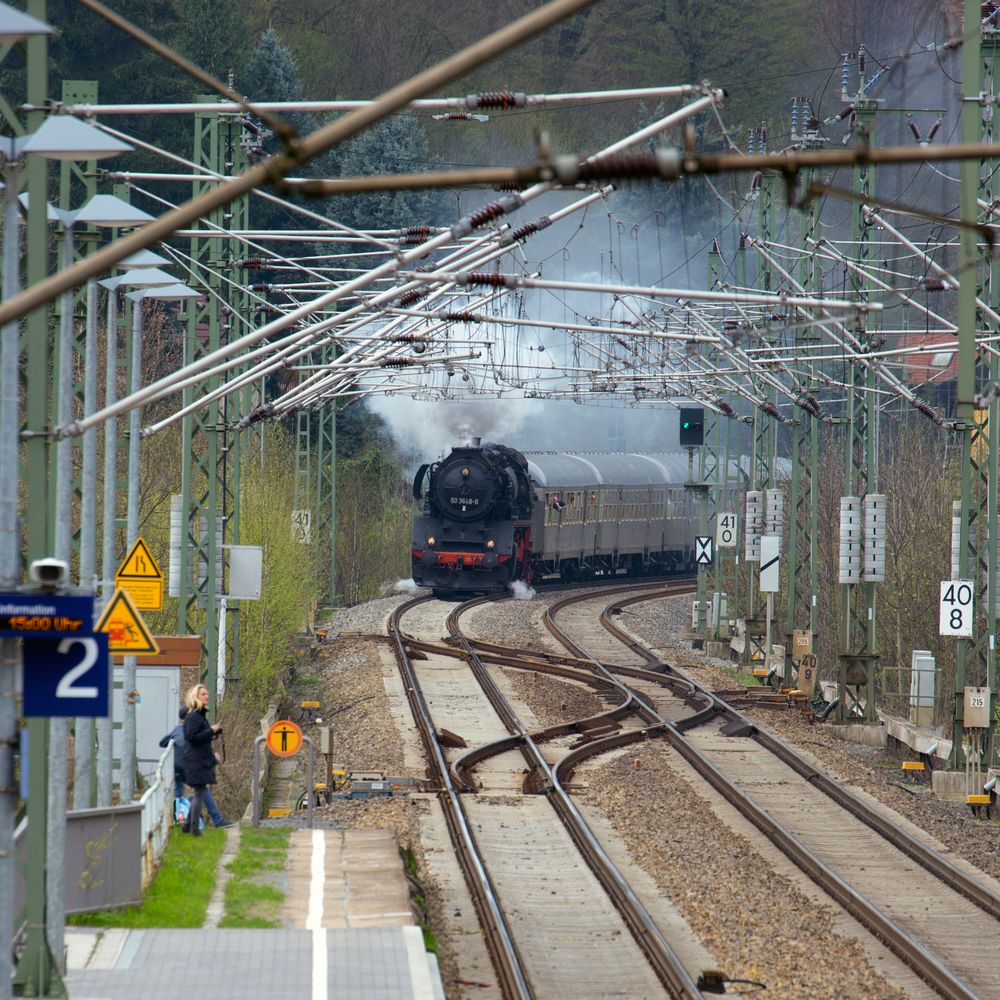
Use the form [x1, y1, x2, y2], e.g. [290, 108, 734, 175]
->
[29, 558, 69, 589]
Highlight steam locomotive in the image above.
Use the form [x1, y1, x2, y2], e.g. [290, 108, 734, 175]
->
[411, 439, 718, 595]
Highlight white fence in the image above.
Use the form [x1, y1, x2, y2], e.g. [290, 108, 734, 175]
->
[138, 743, 174, 890]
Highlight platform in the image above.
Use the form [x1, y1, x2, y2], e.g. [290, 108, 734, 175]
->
[65, 925, 443, 999]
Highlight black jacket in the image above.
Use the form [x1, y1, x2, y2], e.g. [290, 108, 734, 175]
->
[182, 707, 217, 786]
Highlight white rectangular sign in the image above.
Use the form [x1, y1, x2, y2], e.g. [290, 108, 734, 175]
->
[716, 511, 737, 549]
[759, 535, 780, 593]
[226, 544, 263, 600]
[291, 509, 312, 544]
[940, 580, 974, 637]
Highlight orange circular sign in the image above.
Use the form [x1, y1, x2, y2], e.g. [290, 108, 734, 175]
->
[266, 719, 304, 757]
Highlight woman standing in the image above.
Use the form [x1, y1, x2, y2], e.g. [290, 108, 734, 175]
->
[181, 684, 221, 836]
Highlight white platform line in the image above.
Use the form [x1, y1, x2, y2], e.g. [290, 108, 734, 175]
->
[308, 829, 327, 1000]
[403, 924, 436, 1000]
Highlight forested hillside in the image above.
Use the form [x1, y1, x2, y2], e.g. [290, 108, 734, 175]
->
[33, 1, 898, 159]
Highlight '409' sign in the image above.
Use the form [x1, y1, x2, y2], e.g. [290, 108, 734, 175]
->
[940, 580, 974, 637]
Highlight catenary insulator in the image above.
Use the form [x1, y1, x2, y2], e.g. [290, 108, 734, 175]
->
[398, 288, 429, 307]
[466, 91, 526, 109]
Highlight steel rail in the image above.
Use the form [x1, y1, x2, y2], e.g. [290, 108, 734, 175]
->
[388, 597, 533, 1000]
[604, 589, 1000, 924]
[542, 586, 982, 1000]
[447, 595, 704, 1000]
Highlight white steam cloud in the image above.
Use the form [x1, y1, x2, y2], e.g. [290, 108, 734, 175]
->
[509, 580, 536, 601]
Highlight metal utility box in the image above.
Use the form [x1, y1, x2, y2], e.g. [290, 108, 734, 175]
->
[111, 664, 181, 785]
[909, 651, 936, 728]
[711, 592, 728, 628]
[963, 686, 991, 729]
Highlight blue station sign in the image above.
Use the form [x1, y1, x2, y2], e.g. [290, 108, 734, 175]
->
[0, 592, 93, 638]
[22, 632, 110, 718]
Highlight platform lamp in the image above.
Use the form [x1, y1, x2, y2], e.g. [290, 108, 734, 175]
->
[5, 117, 133, 998]
[0, 0, 51, 43]
[96, 264, 177, 811]
[0, 10, 51, 997]
[58, 195, 155, 813]
[122, 282, 201, 757]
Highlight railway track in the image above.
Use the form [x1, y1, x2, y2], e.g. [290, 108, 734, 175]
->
[389, 592, 705, 1000]
[389, 597, 532, 1000]
[532, 584, 1000, 1000]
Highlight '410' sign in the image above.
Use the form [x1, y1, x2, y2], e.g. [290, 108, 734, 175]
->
[291, 509, 312, 544]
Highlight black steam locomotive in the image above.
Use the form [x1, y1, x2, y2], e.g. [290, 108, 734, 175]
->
[411, 441, 535, 594]
[412, 439, 710, 595]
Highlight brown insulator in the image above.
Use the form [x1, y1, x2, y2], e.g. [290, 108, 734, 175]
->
[927, 118, 943, 143]
[444, 311, 477, 322]
[467, 201, 510, 228]
[402, 226, 431, 246]
[398, 288, 428, 307]
[924, 277, 946, 292]
[468, 91, 525, 110]
[907, 118, 922, 143]
[576, 153, 658, 181]
[718, 401, 736, 417]
[914, 399, 941, 423]
[761, 401, 781, 419]
[460, 272, 512, 288]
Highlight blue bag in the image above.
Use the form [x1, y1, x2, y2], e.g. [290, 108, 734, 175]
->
[174, 796, 204, 830]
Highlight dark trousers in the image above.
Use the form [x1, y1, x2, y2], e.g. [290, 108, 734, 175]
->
[187, 784, 207, 835]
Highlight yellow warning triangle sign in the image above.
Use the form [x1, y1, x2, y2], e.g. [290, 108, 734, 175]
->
[95, 588, 160, 655]
[116, 537, 163, 580]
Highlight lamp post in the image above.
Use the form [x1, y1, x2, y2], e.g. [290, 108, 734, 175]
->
[3, 115, 131, 995]
[111, 267, 181, 804]
[0, 7, 52, 995]
[65, 195, 155, 810]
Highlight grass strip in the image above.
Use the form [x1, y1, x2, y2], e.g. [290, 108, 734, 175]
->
[69, 826, 226, 928]
[219, 825, 291, 928]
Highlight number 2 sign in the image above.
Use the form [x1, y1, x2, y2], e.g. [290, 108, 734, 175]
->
[22, 633, 110, 717]
[940, 580, 974, 637]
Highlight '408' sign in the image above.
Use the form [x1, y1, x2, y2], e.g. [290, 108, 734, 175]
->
[939, 580, 974, 637]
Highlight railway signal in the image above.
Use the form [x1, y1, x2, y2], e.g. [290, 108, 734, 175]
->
[679, 407, 704, 447]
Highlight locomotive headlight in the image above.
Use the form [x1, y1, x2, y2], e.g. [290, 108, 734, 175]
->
[426, 535, 436, 546]
[485, 538, 495, 550]
[461, 467, 470, 478]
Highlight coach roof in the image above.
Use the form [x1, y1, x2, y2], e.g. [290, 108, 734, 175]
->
[526, 452, 692, 487]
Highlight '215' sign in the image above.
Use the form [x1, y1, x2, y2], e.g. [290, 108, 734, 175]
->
[22, 634, 110, 717]
[940, 581, 974, 638]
